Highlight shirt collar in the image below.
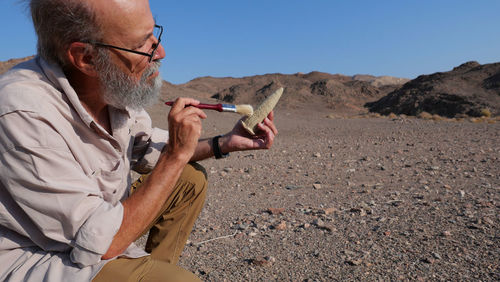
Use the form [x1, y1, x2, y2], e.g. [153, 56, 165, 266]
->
[37, 56, 132, 131]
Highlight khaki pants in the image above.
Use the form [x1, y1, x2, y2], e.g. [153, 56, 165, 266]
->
[93, 163, 207, 282]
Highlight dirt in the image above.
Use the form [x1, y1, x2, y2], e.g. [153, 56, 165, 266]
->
[146, 104, 499, 281]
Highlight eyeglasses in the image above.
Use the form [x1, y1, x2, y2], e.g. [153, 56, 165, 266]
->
[89, 25, 163, 63]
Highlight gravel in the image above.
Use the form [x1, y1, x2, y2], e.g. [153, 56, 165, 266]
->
[147, 108, 499, 281]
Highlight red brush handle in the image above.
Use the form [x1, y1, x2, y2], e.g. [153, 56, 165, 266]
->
[165, 101, 223, 112]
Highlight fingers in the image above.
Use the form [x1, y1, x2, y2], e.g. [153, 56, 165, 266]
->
[168, 97, 207, 120]
[255, 117, 277, 149]
[262, 115, 278, 136]
[267, 111, 274, 122]
[166, 97, 207, 161]
[171, 97, 200, 111]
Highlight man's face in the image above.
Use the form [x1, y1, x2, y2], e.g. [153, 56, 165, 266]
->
[91, 0, 166, 109]
[94, 49, 162, 110]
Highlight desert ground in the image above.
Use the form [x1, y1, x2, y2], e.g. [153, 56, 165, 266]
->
[144, 104, 499, 281]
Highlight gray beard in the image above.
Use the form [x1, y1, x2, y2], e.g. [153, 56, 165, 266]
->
[94, 50, 162, 111]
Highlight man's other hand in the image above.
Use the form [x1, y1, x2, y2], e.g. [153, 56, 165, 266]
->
[221, 111, 278, 153]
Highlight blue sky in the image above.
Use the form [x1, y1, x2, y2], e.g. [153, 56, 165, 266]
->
[1, 0, 499, 84]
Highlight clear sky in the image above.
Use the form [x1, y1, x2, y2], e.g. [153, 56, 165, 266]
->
[1, 0, 499, 84]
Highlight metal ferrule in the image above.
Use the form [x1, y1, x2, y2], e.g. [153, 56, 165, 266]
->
[221, 104, 237, 112]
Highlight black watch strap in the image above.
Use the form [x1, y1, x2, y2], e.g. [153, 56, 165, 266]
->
[213, 135, 229, 159]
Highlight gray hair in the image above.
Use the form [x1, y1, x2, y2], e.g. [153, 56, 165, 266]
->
[28, 0, 102, 67]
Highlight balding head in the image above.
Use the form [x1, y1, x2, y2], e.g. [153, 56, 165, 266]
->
[29, 0, 154, 69]
[29, 0, 102, 67]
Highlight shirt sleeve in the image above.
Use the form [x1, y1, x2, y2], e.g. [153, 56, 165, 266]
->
[130, 109, 169, 174]
[0, 111, 123, 267]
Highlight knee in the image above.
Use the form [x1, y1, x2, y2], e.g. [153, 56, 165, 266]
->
[182, 162, 208, 194]
[187, 162, 207, 181]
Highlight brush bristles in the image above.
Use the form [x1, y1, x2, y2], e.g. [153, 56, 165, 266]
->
[235, 104, 254, 116]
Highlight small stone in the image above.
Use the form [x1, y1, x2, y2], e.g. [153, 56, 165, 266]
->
[285, 185, 302, 190]
[302, 223, 311, 229]
[350, 207, 366, 216]
[312, 219, 334, 232]
[346, 258, 362, 266]
[459, 190, 465, 197]
[323, 207, 338, 215]
[248, 232, 258, 237]
[275, 221, 287, 230]
[312, 183, 322, 189]
[467, 224, 481, 230]
[313, 218, 325, 227]
[441, 230, 452, 237]
[267, 208, 285, 215]
[250, 256, 274, 266]
[234, 223, 249, 231]
[443, 184, 452, 190]
[432, 252, 442, 260]
[422, 257, 435, 264]
[313, 153, 321, 158]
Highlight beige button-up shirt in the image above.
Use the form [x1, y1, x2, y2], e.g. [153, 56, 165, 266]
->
[0, 57, 169, 281]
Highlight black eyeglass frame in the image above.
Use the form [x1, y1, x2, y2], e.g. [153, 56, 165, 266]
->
[89, 24, 163, 63]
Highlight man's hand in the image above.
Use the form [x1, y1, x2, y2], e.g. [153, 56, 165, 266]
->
[221, 111, 278, 153]
[166, 98, 207, 162]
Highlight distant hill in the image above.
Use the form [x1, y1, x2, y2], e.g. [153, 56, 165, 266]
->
[161, 72, 407, 113]
[366, 61, 500, 117]
[0, 56, 35, 75]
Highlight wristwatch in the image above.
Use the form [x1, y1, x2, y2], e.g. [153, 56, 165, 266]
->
[212, 135, 229, 159]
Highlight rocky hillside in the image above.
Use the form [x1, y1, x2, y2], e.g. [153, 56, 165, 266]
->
[161, 72, 406, 114]
[366, 61, 500, 117]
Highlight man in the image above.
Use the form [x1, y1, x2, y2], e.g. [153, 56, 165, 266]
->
[0, 0, 277, 281]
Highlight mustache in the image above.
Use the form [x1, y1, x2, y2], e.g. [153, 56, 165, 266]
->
[142, 61, 161, 80]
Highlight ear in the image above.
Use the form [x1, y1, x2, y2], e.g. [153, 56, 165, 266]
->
[66, 42, 98, 77]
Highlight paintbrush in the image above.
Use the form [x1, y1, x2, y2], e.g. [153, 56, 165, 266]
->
[165, 101, 254, 116]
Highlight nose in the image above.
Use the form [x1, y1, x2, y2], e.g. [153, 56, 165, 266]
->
[154, 43, 166, 61]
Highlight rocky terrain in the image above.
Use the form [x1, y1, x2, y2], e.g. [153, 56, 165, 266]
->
[1, 57, 499, 280]
[149, 86, 499, 281]
[146, 102, 499, 281]
[366, 61, 500, 118]
[160, 71, 407, 116]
